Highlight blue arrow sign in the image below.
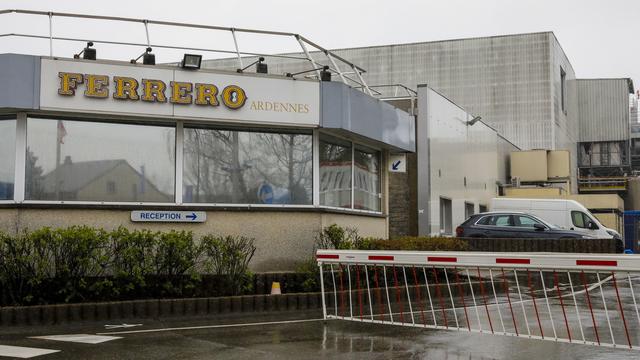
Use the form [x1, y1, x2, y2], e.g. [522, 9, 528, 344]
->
[186, 213, 197, 221]
[392, 161, 401, 170]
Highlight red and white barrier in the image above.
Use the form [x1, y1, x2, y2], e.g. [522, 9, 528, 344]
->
[316, 250, 640, 351]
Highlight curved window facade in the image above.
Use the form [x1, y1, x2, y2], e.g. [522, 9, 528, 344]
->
[1, 117, 384, 213]
[0, 119, 16, 200]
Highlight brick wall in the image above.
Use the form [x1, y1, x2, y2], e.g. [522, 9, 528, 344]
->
[388, 153, 418, 238]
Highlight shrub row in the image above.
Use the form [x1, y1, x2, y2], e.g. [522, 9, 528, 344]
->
[297, 224, 467, 292]
[0, 226, 256, 306]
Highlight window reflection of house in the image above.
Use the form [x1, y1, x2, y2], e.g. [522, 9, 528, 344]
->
[41, 156, 171, 202]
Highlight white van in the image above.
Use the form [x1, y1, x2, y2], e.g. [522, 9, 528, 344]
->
[490, 198, 622, 241]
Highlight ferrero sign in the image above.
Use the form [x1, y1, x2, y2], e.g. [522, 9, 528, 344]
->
[40, 59, 320, 126]
[57, 72, 247, 110]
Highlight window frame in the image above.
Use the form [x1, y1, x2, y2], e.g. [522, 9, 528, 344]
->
[475, 214, 513, 227]
[571, 210, 597, 230]
[0, 116, 18, 203]
[181, 126, 314, 206]
[318, 131, 383, 215]
[513, 215, 545, 229]
[23, 116, 178, 204]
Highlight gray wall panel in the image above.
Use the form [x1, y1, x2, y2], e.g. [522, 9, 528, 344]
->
[320, 81, 415, 152]
[578, 79, 631, 142]
[0, 54, 40, 110]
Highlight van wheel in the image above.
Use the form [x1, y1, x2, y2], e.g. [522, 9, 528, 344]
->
[615, 241, 624, 254]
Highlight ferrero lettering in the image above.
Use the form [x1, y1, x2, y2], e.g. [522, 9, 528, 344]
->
[194, 83, 219, 106]
[221, 85, 247, 109]
[58, 72, 84, 96]
[141, 79, 167, 103]
[84, 74, 109, 98]
[56, 73, 261, 112]
[170, 81, 193, 104]
[113, 77, 140, 100]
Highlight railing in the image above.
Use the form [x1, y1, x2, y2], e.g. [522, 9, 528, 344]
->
[316, 250, 640, 350]
[0, 9, 372, 94]
[578, 177, 628, 192]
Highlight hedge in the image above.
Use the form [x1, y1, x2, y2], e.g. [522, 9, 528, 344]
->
[0, 226, 256, 306]
[297, 224, 467, 292]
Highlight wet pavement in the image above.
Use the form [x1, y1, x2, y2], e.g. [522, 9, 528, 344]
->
[0, 311, 638, 359]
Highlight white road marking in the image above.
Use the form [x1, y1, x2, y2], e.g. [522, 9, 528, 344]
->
[97, 318, 326, 335]
[30, 334, 122, 344]
[0, 345, 60, 358]
[104, 323, 143, 330]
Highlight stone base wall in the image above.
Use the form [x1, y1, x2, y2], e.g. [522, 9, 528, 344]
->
[0, 208, 387, 272]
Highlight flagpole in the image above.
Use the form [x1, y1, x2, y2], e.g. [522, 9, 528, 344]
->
[55, 120, 62, 200]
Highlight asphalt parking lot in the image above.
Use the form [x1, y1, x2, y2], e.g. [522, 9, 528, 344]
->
[0, 310, 637, 359]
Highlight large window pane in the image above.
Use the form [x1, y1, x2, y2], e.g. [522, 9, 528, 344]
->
[0, 119, 16, 200]
[319, 135, 352, 208]
[183, 128, 312, 204]
[354, 145, 381, 211]
[25, 118, 175, 202]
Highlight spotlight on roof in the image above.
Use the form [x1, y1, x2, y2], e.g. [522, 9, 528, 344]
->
[286, 65, 332, 81]
[466, 116, 482, 126]
[130, 47, 155, 65]
[237, 57, 268, 74]
[320, 66, 331, 82]
[73, 42, 96, 60]
[181, 54, 202, 70]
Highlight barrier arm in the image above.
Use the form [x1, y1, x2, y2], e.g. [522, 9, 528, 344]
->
[316, 249, 640, 351]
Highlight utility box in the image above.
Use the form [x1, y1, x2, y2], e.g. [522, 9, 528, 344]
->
[547, 150, 570, 179]
[510, 150, 548, 182]
[624, 211, 640, 253]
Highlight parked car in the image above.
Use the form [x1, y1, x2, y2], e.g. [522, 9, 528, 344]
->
[455, 211, 594, 239]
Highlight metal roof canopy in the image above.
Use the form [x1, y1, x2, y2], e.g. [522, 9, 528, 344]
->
[0, 9, 373, 95]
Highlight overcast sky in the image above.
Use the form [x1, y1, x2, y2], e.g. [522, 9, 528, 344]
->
[1, 0, 638, 92]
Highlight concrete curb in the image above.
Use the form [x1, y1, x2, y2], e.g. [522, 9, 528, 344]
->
[0, 292, 323, 327]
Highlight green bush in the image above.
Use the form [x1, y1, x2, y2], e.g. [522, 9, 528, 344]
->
[201, 235, 256, 295]
[296, 225, 468, 292]
[314, 223, 364, 250]
[110, 227, 157, 297]
[0, 231, 50, 305]
[0, 226, 258, 306]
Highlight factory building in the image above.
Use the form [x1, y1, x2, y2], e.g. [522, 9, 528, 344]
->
[203, 32, 637, 236]
[2, 9, 638, 262]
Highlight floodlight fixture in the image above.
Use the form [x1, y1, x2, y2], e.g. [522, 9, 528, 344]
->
[237, 57, 268, 74]
[130, 47, 155, 65]
[320, 66, 331, 82]
[286, 65, 331, 81]
[466, 116, 482, 126]
[181, 54, 202, 70]
[73, 42, 96, 60]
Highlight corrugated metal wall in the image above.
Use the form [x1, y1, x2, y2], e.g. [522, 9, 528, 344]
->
[204, 32, 576, 155]
[577, 79, 630, 142]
